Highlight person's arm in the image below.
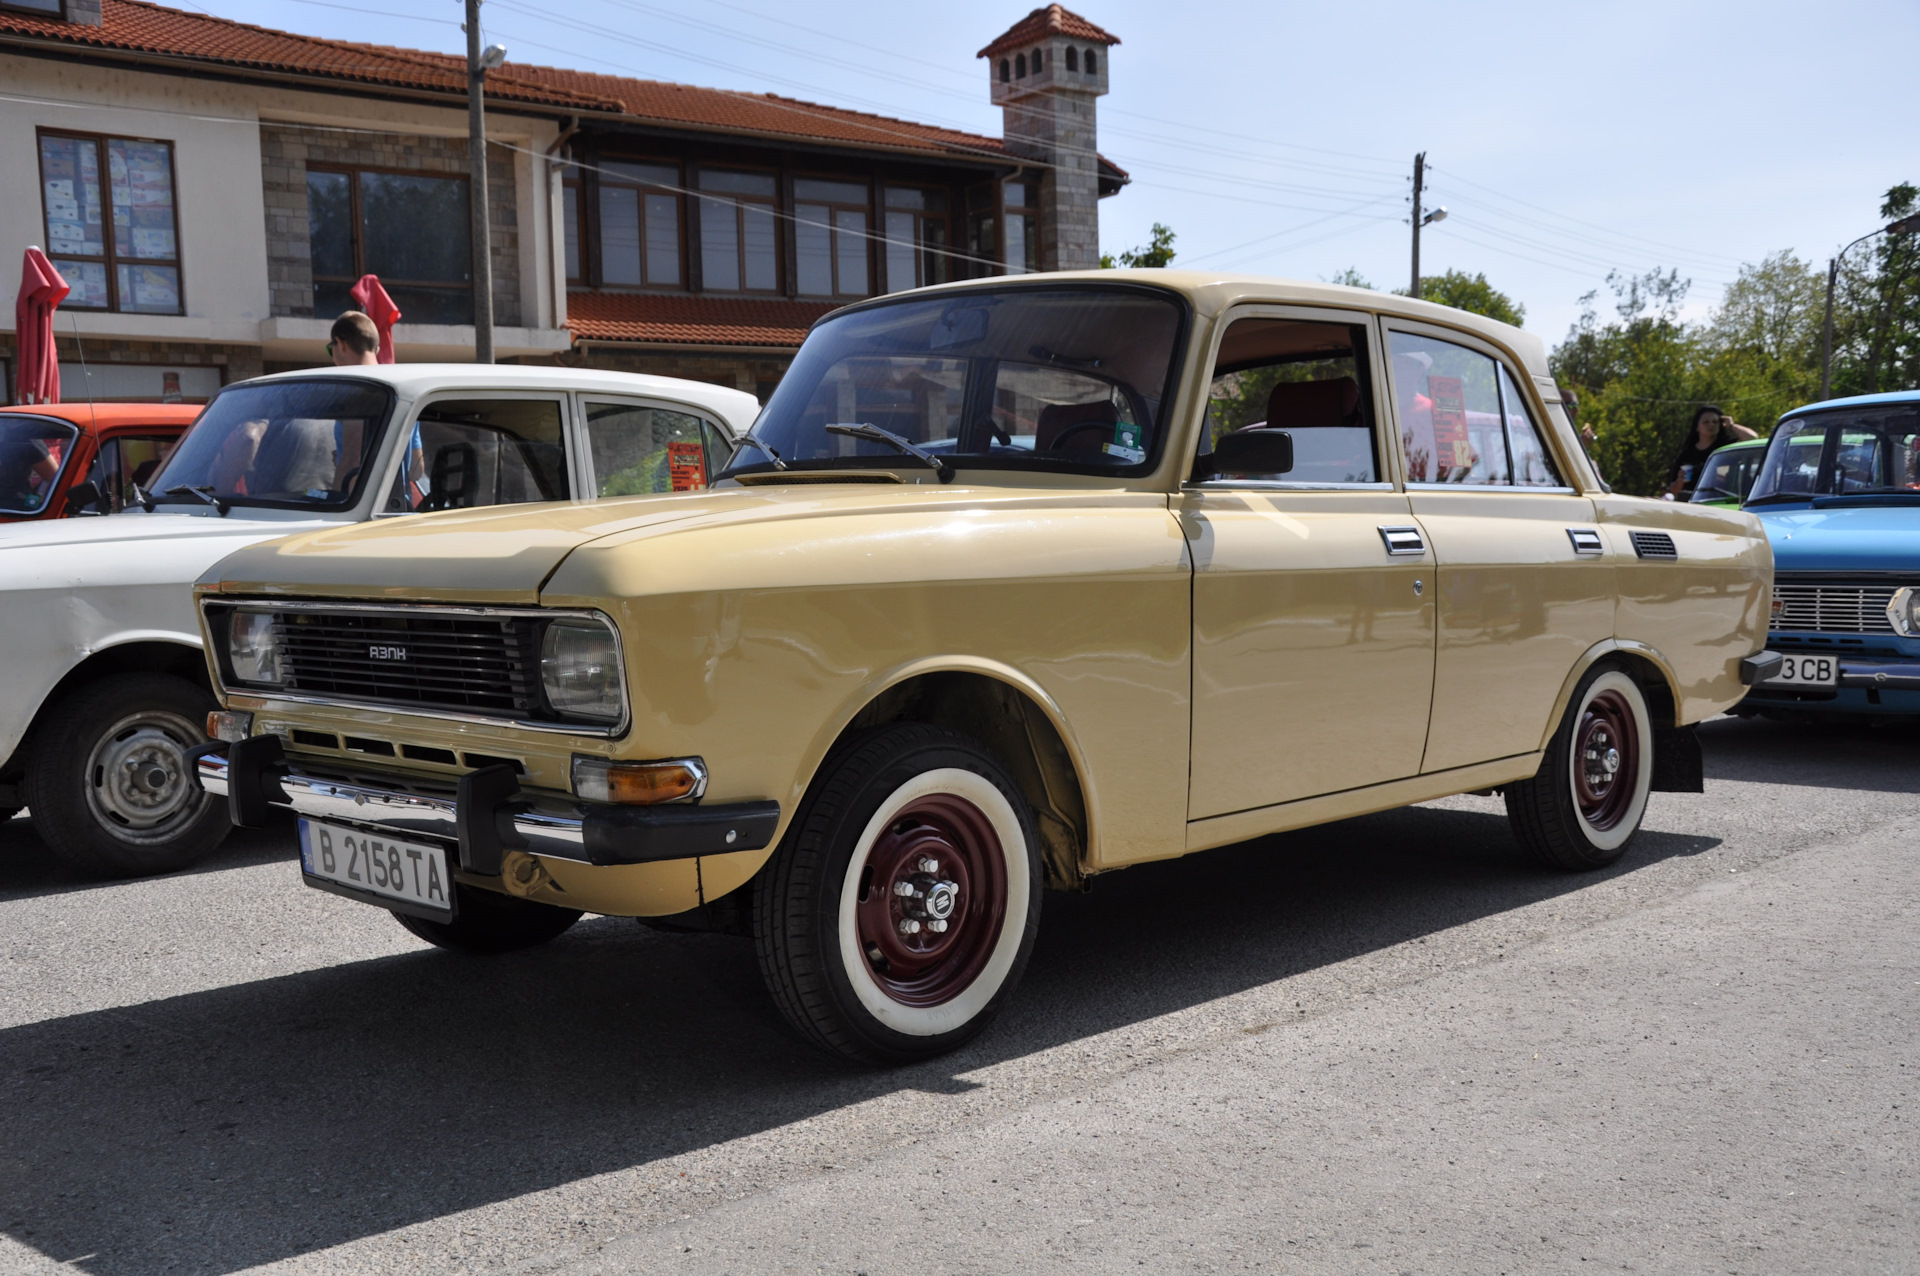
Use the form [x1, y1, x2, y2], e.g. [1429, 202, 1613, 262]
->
[1726, 420, 1759, 441]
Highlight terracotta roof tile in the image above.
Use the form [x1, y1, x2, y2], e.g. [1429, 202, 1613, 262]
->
[567, 293, 839, 347]
[978, 6, 1120, 59]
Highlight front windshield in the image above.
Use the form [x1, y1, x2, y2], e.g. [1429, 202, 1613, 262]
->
[1748, 404, 1920, 503]
[146, 379, 394, 511]
[722, 285, 1187, 480]
[0, 414, 79, 514]
[1688, 445, 1763, 504]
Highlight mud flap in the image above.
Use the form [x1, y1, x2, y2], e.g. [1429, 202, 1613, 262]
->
[1650, 724, 1704, 793]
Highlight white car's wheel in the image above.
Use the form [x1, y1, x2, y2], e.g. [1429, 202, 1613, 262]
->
[1506, 665, 1654, 870]
[754, 724, 1041, 1064]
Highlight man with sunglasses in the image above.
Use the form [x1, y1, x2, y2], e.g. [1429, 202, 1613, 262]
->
[327, 311, 380, 367]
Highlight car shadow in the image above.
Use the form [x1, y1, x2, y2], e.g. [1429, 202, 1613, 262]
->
[0, 810, 299, 904]
[0, 801, 1718, 1275]
[1698, 714, 1920, 794]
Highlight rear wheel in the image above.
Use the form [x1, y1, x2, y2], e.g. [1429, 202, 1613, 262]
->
[393, 882, 583, 954]
[754, 724, 1042, 1065]
[25, 673, 231, 877]
[1506, 665, 1654, 871]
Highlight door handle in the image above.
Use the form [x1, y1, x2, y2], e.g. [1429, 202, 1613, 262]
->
[1566, 528, 1604, 556]
[1378, 525, 1425, 556]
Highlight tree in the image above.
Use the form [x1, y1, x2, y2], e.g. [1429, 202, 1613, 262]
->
[1707, 250, 1823, 367]
[1325, 267, 1374, 289]
[1100, 223, 1176, 270]
[1412, 269, 1526, 327]
[1832, 181, 1919, 395]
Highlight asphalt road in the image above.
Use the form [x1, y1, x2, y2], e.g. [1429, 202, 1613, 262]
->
[1, 715, 1915, 1275]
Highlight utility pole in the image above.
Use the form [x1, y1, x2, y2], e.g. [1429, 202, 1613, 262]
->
[465, 0, 497, 364]
[1410, 151, 1424, 299]
[1819, 213, 1920, 400]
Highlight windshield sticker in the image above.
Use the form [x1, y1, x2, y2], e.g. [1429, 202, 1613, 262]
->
[668, 440, 706, 492]
[1105, 421, 1145, 463]
[1427, 376, 1471, 470]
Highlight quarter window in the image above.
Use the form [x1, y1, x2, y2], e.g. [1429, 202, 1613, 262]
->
[1200, 318, 1380, 483]
[384, 398, 569, 514]
[1498, 364, 1561, 487]
[38, 130, 183, 315]
[794, 178, 871, 298]
[697, 170, 778, 293]
[307, 167, 472, 324]
[584, 401, 729, 495]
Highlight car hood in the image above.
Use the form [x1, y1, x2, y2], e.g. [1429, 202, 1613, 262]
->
[1755, 504, 1920, 574]
[0, 509, 346, 589]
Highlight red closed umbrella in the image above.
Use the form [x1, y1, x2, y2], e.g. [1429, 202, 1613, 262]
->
[14, 248, 69, 405]
[349, 274, 401, 365]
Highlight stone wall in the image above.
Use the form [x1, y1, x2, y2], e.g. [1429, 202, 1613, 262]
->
[1003, 88, 1102, 272]
[261, 124, 521, 326]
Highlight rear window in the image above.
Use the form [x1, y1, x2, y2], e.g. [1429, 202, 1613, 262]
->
[0, 414, 80, 514]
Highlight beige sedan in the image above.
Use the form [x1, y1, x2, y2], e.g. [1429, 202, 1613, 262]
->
[193, 271, 1773, 1063]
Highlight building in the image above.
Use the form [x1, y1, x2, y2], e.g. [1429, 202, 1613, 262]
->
[0, 0, 1123, 404]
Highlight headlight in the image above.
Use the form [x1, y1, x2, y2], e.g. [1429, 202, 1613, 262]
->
[1888, 586, 1919, 638]
[228, 610, 283, 685]
[540, 618, 624, 723]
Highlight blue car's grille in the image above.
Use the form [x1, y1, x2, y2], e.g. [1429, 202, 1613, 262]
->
[1771, 582, 1898, 634]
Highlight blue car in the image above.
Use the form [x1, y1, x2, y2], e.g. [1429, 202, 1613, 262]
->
[1738, 389, 1920, 721]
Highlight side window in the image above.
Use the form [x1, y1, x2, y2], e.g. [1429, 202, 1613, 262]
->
[584, 400, 716, 495]
[113, 434, 177, 509]
[1389, 331, 1507, 485]
[1498, 364, 1561, 488]
[385, 398, 568, 514]
[1199, 317, 1378, 483]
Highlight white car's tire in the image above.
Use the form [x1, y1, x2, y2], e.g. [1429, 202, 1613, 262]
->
[1506, 665, 1654, 870]
[754, 724, 1042, 1064]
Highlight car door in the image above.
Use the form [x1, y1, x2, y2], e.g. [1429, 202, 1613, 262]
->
[576, 395, 736, 498]
[1179, 307, 1436, 819]
[377, 392, 574, 515]
[1383, 321, 1613, 773]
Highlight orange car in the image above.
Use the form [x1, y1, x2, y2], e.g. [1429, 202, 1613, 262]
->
[0, 403, 201, 521]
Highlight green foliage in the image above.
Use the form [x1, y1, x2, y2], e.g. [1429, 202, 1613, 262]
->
[1831, 182, 1920, 396]
[1413, 269, 1526, 327]
[1325, 267, 1375, 289]
[1100, 223, 1177, 270]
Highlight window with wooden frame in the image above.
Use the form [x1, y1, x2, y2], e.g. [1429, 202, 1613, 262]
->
[696, 169, 778, 293]
[1003, 177, 1040, 275]
[794, 177, 872, 299]
[562, 163, 583, 283]
[38, 129, 183, 315]
[597, 160, 683, 288]
[306, 165, 473, 325]
[882, 187, 951, 293]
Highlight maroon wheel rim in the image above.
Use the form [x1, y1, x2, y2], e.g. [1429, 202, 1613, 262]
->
[853, 793, 1008, 1008]
[1572, 688, 1638, 831]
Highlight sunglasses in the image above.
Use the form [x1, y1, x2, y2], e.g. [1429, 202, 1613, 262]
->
[326, 340, 336, 358]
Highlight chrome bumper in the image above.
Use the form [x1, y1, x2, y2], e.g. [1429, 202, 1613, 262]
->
[193, 749, 779, 871]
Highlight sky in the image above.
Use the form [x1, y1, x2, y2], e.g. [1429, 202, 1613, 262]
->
[201, 0, 1918, 345]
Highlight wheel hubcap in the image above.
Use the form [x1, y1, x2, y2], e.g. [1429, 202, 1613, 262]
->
[855, 794, 1008, 1007]
[85, 713, 207, 844]
[1573, 689, 1638, 831]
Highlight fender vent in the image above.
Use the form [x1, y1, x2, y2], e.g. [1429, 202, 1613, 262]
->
[1630, 531, 1678, 559]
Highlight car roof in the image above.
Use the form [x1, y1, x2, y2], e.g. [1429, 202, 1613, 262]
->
[825, 268, 1554, 381]
[237, 363, 761, 434]
[1712, 437, 1767, 451]
[0, 403, 202, 430]
[1779, 389, 1920, 418]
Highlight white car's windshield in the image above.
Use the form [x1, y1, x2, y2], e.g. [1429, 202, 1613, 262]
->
[146, 379, 394, 511]
[721, 285, 1188, 481]
[1748, 404, 1920, 504]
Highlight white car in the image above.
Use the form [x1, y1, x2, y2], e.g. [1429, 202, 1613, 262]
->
[0, 364, 757, 877]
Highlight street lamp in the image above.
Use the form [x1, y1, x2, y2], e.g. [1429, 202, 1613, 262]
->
[465, 0, 506, 364]
[1819, 212, 1920, 399]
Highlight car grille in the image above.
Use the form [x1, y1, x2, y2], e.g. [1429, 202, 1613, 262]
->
[1771, 582, 1898, 635]
[273, 610, 540, 716]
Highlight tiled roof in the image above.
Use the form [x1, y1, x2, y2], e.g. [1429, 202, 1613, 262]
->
[0, 0, 1022, 162]
[978, 6, 1121, 59]
[566, 293, 840, 347]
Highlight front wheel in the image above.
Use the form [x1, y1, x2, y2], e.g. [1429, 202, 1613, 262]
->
[1506, 665, 1654, 871]
[754, 724, 1042, 1064]
[24, 672, 231, 877]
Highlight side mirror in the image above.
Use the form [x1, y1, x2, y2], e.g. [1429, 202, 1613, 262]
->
[1197, 429, 1294, 481]
[63, 479, 107, 516]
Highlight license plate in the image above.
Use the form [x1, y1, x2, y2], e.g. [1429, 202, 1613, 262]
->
[1766, 652, 1839, 687]
[299, 818, 453, 917]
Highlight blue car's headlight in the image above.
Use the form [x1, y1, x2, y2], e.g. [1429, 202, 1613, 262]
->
[1888, 586, 1919, 638]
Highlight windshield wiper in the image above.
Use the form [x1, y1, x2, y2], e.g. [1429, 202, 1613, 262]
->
[825, 423, 954, 484]
[131, 480, 156, 513]
[164, 484, 231, 516]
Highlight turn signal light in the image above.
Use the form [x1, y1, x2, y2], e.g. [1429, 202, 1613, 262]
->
[572, 757, 707, 805]
[205, 710, 253, 743]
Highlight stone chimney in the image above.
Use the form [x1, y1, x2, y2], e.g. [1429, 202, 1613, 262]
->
[65, 0, 105, 26]
[978, 5, 1119, 272]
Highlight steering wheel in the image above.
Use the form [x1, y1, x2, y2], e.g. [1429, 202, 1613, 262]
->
[1046, 420, 1115, 453]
